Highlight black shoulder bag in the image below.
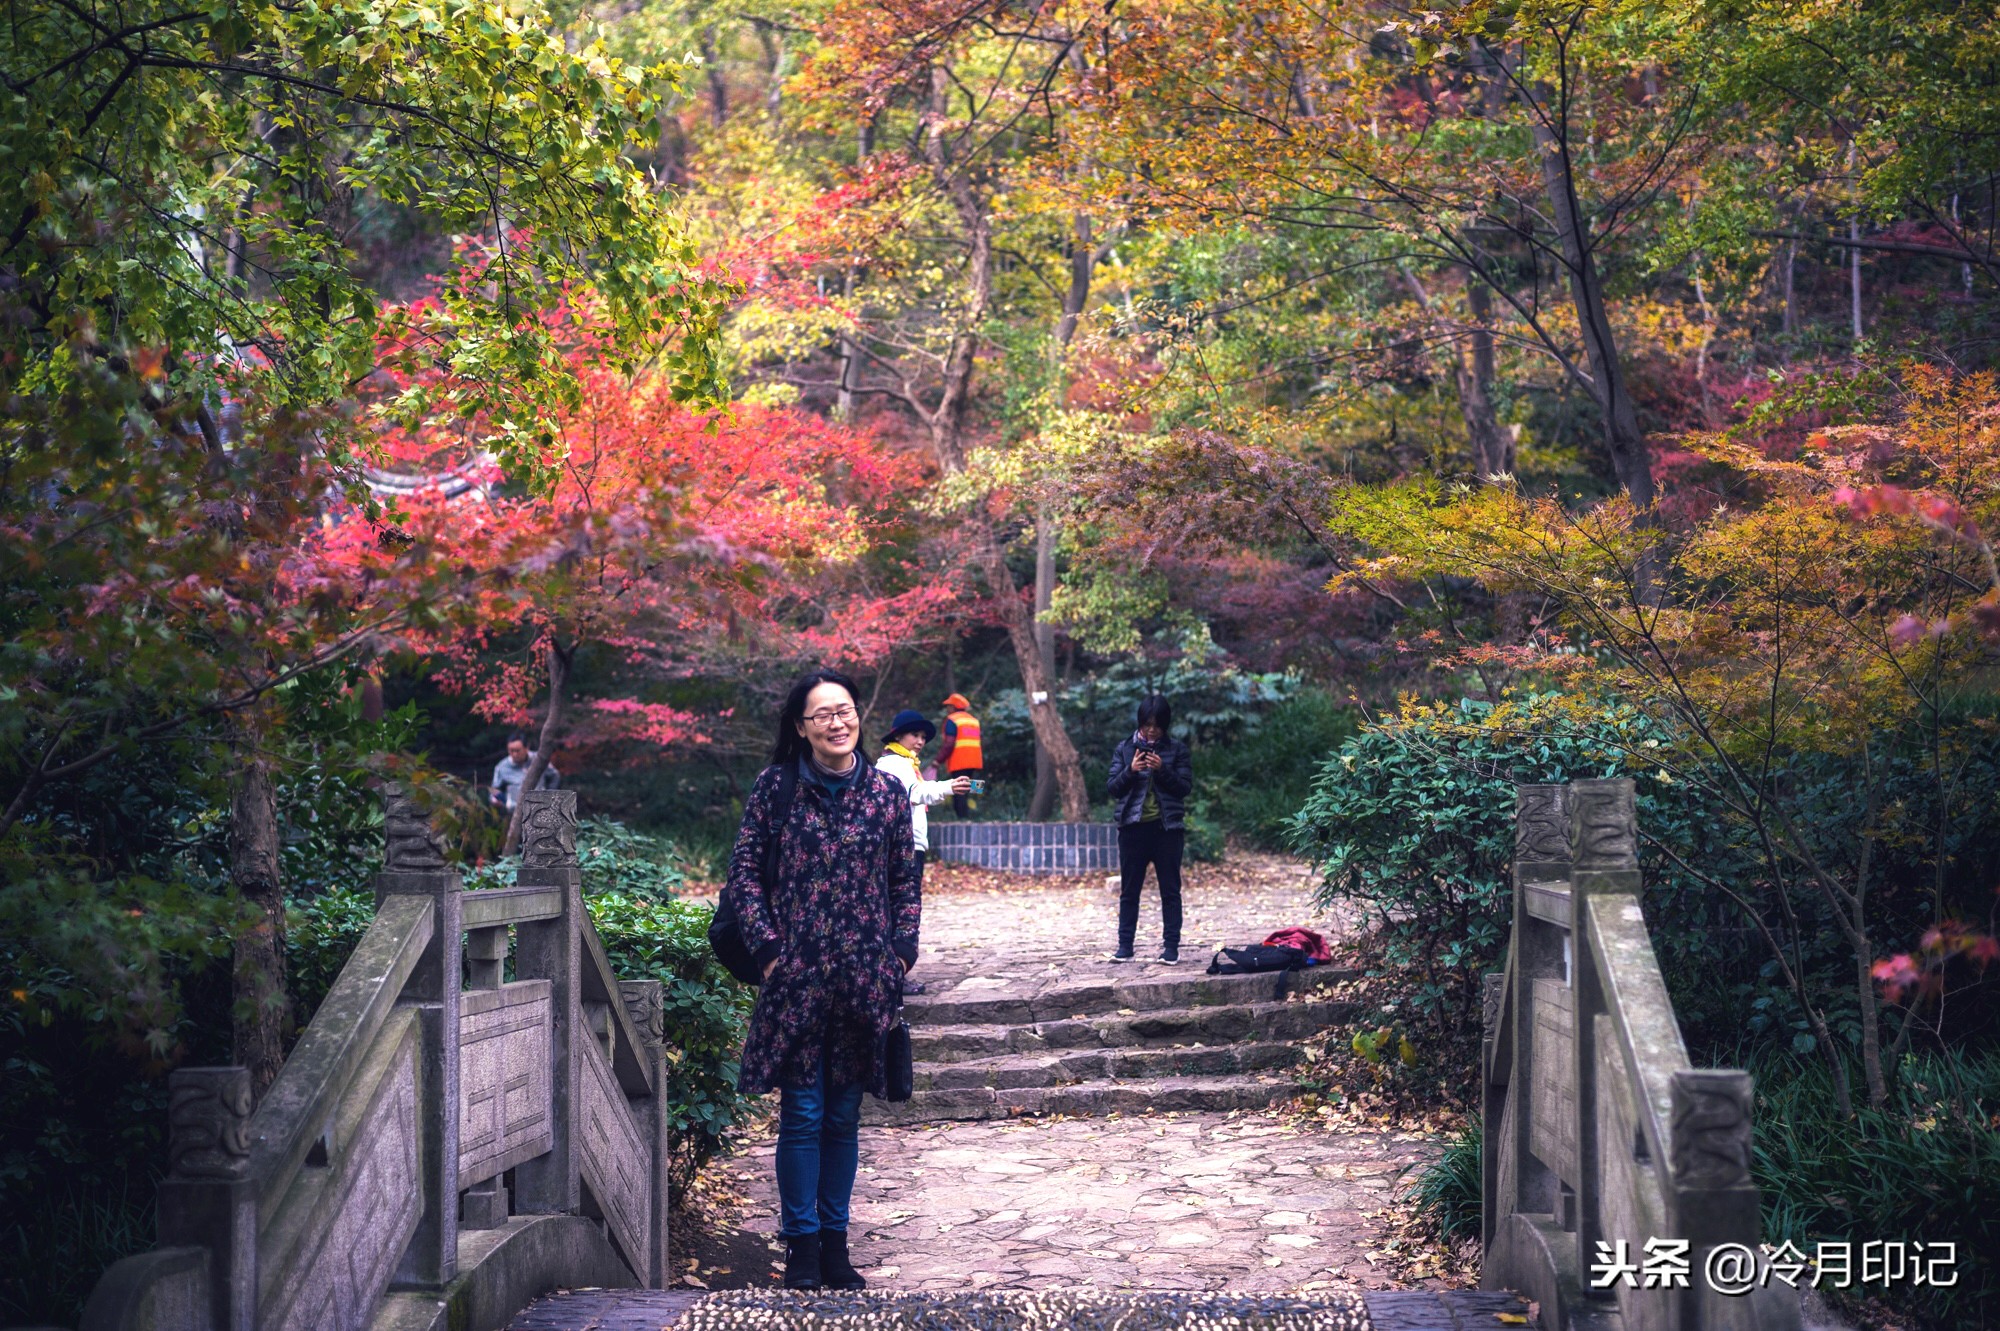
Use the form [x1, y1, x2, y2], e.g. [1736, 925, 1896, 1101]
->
[1205, 943, 1307, 975]
[883, 1013, 913, 1102]
[707, 763, 798, 986]
[878, 773, 915, 1101]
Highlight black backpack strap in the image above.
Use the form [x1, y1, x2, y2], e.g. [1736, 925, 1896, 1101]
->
[762, 760, 799, 887]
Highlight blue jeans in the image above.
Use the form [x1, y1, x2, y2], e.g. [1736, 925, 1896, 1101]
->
[776, 1064, 864, 1236]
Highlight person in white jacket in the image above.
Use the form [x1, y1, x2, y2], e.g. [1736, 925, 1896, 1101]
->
[875, 709, 968, 993]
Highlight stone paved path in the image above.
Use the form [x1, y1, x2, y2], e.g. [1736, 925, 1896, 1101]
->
[718, 1111, 1432, 1293]
[505, 857, 1508, 1330]
[910, 853, 1347, 980]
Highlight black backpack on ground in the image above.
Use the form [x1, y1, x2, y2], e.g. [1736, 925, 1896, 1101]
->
[1206, 943, 1307, 975]
[707, 763, 799, 986]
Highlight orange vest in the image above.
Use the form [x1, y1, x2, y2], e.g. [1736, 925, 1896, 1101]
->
[944, 710, 983, 771]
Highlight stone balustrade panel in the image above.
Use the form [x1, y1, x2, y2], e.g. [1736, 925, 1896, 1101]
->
[577, 1035, 652, 1275]
[1527, 977, 1578, 1187]
[459, 981, 556, 1186]
[259, 1014, 424, 1331]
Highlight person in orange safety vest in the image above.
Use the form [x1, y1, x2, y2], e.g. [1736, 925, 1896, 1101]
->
[939, 693, 983, 818]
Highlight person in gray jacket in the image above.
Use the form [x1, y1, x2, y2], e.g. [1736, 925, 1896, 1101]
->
[1104, 695, 1193, 965]
[490, 734, 560, 811]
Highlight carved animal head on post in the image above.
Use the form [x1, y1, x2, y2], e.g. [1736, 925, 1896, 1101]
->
[619, 979, 665, 1049]
[519, 789, 579, 870]
[383, 783, 450, 872]
[168, 1067, 254, 1178]
[1568, 778, 1639, 873]
[1481, 970, 1505, 1036]
[1514, 783, 1572, 866]
[1670, 1069, 1754, 1190]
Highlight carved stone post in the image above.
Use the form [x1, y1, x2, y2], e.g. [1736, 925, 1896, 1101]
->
[1567, 777, 1639, 1307]
[1672, 1069, 1763, 1331]
[1508, 785, 1570, 1236]
[621, 978, 673, 1288]
[155, 1068, 256, 1331]
[1479, 965, 1506, 1255]
[512, 790, 583, 1216]
[376, 785, 463, 1290]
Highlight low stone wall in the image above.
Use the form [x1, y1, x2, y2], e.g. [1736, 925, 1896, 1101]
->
[929, 821, 1119, 873]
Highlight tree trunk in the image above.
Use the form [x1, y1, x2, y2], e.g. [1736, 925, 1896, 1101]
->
[925, 63, 1090, 819]
[1029, 209, 1098, 818]
[1057, 212, 1094, 350]
[700, 27, 728, 128]
[835, 118, 875, 423]
[1849, 217, 1865, 344]
[230, 712, 288, 1102]
[1847, 142, 1864, 345]
[756, 22, 785, 116]
[656, 111, 689, 188]
[1028, 508, 1060, 820]
[504, 638, 572, 856]
[1852, 785, 1888, 1108]
[975, 531, 1089, 821]
[1463, 277, 1512, 478]
[922, 66, 991, 474]
[1402, 262, 1510, 480]
[1530, 116, 1653, 512]
[1781, 235, 1798, 343]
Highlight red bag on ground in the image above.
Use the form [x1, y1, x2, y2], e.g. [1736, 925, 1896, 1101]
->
[1261, 926, 1332, 963]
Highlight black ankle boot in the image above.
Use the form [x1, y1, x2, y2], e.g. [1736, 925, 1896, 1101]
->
[782, 1231, 822, 1290]
[819, 1228, 867, 1290]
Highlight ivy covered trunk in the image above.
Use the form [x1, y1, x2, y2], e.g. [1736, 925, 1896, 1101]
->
[230, 710, 289, 1100]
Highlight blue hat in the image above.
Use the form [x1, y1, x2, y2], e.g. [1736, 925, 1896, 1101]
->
[884, 709, 936, 744]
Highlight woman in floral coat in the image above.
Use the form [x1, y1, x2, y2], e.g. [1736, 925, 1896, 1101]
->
[724, 667, 920, 1292]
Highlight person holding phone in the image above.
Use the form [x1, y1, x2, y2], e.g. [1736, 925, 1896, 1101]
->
[1104, 695, 1194, 964]
[723, 669, 920, 1291]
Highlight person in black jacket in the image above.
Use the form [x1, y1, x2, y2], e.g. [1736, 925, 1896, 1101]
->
[1105, 695, 1193, 965]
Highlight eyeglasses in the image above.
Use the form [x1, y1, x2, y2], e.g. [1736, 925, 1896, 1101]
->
[803, 705, 858, 729]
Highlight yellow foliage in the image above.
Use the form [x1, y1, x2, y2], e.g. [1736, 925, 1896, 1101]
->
[1324, 368, 2000, 759]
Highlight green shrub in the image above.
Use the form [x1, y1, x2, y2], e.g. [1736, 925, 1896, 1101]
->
[1183, 796, 1226, 863]
[1407, 1117, 1483, 1243]
[288, 883, 380, 1023]
[1290, 694, 1752, 1042]
[460, 816, 697, 899]
[1200, 689, 1357, 849]
[1751, 1048, 2000, 1330]
[583, 888, 753, 1191]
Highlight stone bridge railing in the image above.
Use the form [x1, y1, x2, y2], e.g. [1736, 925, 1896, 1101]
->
[80, 790, 669, 1331]
[1481, 779, 1799, 1331]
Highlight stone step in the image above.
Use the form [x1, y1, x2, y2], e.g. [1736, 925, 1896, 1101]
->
[905, 965, 1353, 1027]
[861, 1071, 1302, 1125]
[914, 1039, 1305, 1092]
[910, 998, 1355, 1063]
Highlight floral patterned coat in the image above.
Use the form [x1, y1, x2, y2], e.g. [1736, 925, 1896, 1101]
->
[724, 760, 920, 1098]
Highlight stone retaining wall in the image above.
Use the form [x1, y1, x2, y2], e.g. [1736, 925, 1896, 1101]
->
[928, 821, 1119, 873]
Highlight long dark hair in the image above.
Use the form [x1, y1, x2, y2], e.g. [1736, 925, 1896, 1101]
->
[1136, 694, 1173, 733]
[770, 668, 869, 767]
